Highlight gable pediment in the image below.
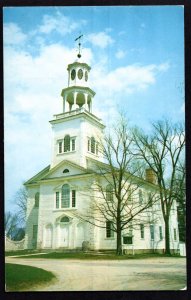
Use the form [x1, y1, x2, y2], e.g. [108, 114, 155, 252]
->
[41, 160, 91, 180]
[24, 165, 50, 185]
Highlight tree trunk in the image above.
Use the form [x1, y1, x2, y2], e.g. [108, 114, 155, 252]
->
[116, 228, 122, 255]
[164, 216, 171, 255]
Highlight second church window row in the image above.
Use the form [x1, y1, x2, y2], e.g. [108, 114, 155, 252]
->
[88, 137, 99, 155]
[58, 135, 76, 154]
[58, 135, 99, 155]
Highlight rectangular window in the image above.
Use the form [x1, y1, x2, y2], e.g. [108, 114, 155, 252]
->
[150, 224, 154, 240]
[72, 190, 76, 207]
[139, 190, 143, 204]
[88, 139, 90, 152]
[91, 137, 95, 154]
[64, 135, 70, 152]
[106, 221, 114, 238]
[148, 193, 153, 204]
[71, 139, 75, 151]
[56, 192, 59, 209]
[159, 226, 163, 240]
[34, 192, 39, 208]
[58, 141, 62, 154]
[106, 185, 113, 202]
[123, 236, 133, 244]
[174, 228, 177, 240]
[140, 224, 144, 239]
[32, 225, 38, 239]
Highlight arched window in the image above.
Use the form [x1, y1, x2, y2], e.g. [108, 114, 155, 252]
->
[91, 137, 95, 154]
[63, 169, 69, 173]
[64, 135, 70, 152]
[61, 184, 70, 208]
[60, 216, 70, 223]
[35, 192, 39, 208]
[106, 184, 113, 202]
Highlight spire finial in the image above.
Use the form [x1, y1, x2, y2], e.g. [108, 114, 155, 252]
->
[75, 34, 83, 59]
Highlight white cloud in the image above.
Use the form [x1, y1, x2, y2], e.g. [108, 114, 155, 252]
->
[4, 23, 27, 45]
[87, 61, 171, 127]
[92, 63, 169, 96]
[157, 62, 170, 72]
[115, 49, 126, 59]
[38, 12, 86, 36]
[4, 43, 93, 104]
[87, 32, 114, 49]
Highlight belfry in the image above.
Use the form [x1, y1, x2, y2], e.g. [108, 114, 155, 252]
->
[61, 35, 95, 113]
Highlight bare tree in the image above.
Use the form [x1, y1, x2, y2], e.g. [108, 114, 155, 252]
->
[133, 119, 185, 254]
[76, 117, 159, 255]
[173, 161, 186, 242]
[5, 186, 28, 241]
[5, 211, 20, 239]
[15, 186, 28, 225]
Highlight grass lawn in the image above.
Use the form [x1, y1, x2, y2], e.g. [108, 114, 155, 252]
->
[5, 249, 42, 256]
[5, 263, 56, 291]
[14, 252, 181, 260]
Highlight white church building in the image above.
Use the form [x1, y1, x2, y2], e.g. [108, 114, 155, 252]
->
[24, 46, 179, 254]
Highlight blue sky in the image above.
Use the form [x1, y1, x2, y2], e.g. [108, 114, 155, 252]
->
[4, 6, 184, 212]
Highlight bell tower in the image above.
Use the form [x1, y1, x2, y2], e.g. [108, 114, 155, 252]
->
[61, 35, 95, 113]
[49, 35, 105, 169]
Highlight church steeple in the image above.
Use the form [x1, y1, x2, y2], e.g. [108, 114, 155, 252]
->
[50, 37, 105, 169]
[61, 35, 95, 113]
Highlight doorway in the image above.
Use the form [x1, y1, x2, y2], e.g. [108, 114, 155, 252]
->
[59, 224, 69, 247]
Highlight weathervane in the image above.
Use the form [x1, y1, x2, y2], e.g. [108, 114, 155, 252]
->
[75, 34, 83, 58]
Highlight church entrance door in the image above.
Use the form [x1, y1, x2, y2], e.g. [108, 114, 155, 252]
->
[60, 224, 69, 247]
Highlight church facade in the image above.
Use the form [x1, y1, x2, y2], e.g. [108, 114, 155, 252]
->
[24, 50, 179, 253]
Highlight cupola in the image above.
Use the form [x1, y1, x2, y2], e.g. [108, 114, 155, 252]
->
[61, 35, 95, 114]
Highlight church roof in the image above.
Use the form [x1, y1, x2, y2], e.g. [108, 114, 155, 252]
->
[24, 157, 157, 188]
[24, 158, 158, 189]
[24, 160, 94, 186]
[24, 165, 50, 185]
[86, 157, 159, 189]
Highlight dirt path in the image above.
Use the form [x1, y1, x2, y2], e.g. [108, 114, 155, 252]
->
[5, 257, 186, 291]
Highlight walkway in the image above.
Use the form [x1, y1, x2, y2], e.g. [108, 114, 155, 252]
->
[5, 256, 186, 291]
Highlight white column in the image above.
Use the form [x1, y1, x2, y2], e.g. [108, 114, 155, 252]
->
[84, 93, 88, 111]
[68, 70, 70, 87]
[65, 94, 69, 112]
[63, 94, 66, 113]
[73, 92, 77, 110]
[89, 98, 92, 113]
